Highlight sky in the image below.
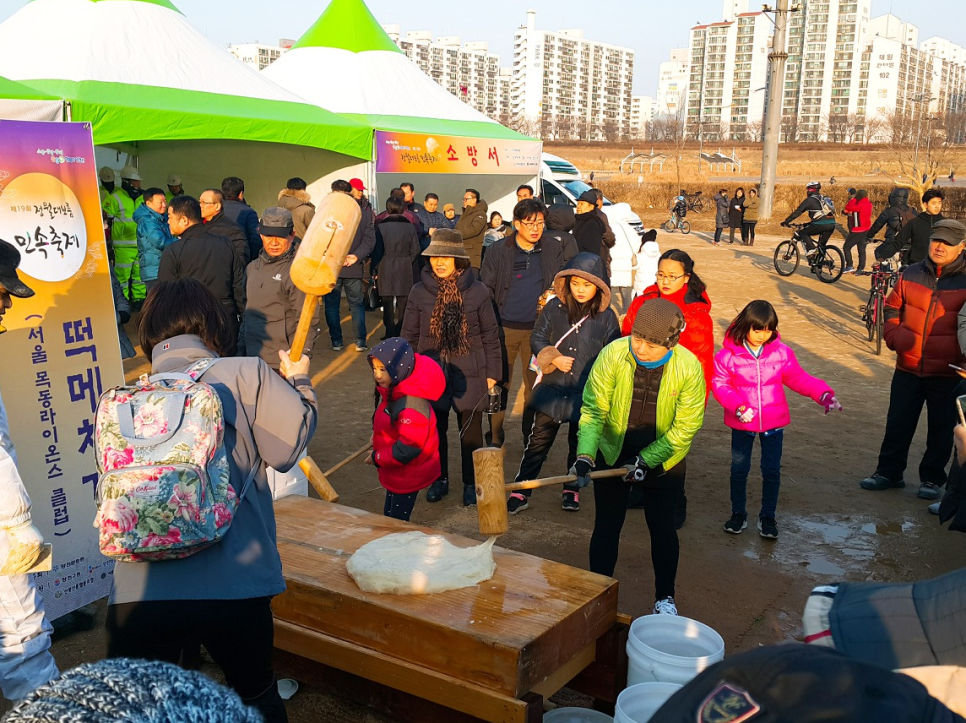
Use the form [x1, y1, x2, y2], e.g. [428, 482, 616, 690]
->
[0, 0, 964, 95]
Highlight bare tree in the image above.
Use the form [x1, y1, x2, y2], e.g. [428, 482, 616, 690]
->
[886, 113, 954, 197]
[862, 115, 887, 145]
[780, 115, 799, 143]
[746, 119, 764, 142]
[602, 117, 621, 143]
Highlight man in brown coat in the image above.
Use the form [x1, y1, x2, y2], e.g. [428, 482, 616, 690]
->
[455, 188, 488, 268]
[277, 177, 316, 241]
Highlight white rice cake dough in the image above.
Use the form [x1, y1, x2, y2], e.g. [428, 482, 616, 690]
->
[346, 531, 496, 595]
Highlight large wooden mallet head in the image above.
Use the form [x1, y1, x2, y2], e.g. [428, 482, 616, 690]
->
[288, 191, 362, 361]
[473, 447, 509, 536]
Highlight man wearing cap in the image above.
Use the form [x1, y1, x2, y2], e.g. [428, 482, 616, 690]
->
[133, 187, 175, 294]
[327, 181, 376, 352]
[0, 240, 60, 699]
[199, 189, 249, 270]
[238, 207, 317, 368]
[103, 165, 146, 304]
[276, 177, 316, 242]
[220, 177, 260, 262]
[861, 219, 966, 505]
[574, 297, 706, 616]
[165, 174, 186, 202]
[441, 203, 459, 229]
[158, 196, 246, 354]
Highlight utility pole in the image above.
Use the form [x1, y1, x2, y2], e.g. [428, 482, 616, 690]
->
[759, 0, 795, 220]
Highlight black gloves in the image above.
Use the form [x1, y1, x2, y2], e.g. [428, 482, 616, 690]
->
[569, 457, 594, 488]
[623, 456, 649, 483]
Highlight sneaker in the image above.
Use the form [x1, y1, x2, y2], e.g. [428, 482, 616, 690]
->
[843, 266, 855, 274]
[507, 493, 529, 515]
[426, 478, 448, 503]
[562, 491, 580, 511]
[724, 512, 748, 534]
[928, 501, 941, 515]
[860, 473, 905, 491]
[462, 483, 477, 507]
[355, 342, 368, 352]
[918, 481, 942, 500]
[331, 342, 344, 352]
[805, 248, 818, 258]
[653, 597, 678, 615]
[758, 517, 779, 539]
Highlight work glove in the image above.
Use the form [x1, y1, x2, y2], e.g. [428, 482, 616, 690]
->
[623, 456, 650, 484]
[780, 221, 790, 228]
[569, 457, 594, 489]
[736, 406, 755, 424]
[1, 521, 44, 575]
[821, 392, 843, 415]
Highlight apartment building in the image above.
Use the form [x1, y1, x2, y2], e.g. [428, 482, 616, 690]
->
[631, 95, 655, 138]
[657, 48, 690, 117]
[511, 10, 634, 140]
[869, 14, 918, 47]
[227, 40, 293, 71]
[686, 12, 770, 141]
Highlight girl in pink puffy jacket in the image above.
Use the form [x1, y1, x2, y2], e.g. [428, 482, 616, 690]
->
[712, 300, 842, 540]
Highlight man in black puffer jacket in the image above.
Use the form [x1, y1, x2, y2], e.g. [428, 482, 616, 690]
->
[868, 187, 917, 248]
[876, 188, 945, 265]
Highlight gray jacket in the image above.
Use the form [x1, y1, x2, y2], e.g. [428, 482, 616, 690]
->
[109, 334, 317, 605]
[714, 193, 730, 228]
[238, 245, 318, 368]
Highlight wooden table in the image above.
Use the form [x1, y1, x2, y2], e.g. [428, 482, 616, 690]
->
[272, 497, 628, 723]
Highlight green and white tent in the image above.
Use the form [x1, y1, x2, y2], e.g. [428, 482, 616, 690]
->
[0, 0, 374, 210]
[0, 75, 62, 122]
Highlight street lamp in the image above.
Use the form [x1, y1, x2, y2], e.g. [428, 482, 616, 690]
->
[912, 94, 936, 178]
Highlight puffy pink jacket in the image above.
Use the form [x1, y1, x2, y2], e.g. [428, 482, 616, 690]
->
[712, 334, 833, 432]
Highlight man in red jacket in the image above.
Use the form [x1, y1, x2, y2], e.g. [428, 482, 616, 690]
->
[861, 219, 966, 503]
[842, 189, 873, 275]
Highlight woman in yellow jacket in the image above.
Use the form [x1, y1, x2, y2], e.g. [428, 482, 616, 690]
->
[572, 298, 706, 616]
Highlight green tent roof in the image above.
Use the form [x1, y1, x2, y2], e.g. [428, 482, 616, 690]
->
[0, 73, 60, 101]
[292, 0, 401, 54]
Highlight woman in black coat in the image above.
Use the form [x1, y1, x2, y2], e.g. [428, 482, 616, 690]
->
[508, 253, 620, 515]
[728, 188, 745, 245]
[402, 229, 502, 507]
[373, 196, 420, 337]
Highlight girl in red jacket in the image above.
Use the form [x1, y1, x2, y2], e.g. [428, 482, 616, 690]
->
[843, 189, 873, 275]
[366, 338, 446, 521]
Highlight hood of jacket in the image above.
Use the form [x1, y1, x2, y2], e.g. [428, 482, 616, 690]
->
[277, 189, 314, 210]
[371, 341, 446, 403]
[375, 213, 412, 226]
[133, 203, 164, 223]
[547, 203, 576, 232]
[553, 252, 611, 309]
[889, 188, 911, 207]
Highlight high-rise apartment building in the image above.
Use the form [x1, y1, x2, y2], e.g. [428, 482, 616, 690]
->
[511, 10, 634, 140]
[227, 39, 293, 71]
[657, 49, 690, 117]
[631, 95, 655, 138]
[869, 14, 919, 47]
[687, 12, 770, 140]
[920, 37, 966, 68]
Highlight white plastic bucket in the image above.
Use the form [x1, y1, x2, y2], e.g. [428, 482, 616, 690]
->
[543, 707, 614, 723]
[614, 682, 682, 723]
[626, 615, 725, 687]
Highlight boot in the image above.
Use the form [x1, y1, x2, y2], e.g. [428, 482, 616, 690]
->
[426, 478, 449, 503]
[463, 484, 477, 507]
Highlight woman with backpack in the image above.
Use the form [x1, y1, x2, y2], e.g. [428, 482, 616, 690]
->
[104, 278, 316, 723]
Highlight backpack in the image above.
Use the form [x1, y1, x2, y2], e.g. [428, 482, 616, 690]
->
[816, 195, 836, 219]
[92, 359, 256, 562]
[897, 205, 918, 228]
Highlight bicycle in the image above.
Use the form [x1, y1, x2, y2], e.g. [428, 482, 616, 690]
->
[860, 261, 899, 356]
[663, 216, 691, 234]
[684, 191, 705, 213]
[773, 223, 845, 283]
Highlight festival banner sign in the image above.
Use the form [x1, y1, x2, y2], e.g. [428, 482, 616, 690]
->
[0, 120, 122, 618]
[375, 131, 542, 175]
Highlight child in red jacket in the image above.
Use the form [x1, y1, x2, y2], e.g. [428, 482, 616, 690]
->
[366, 338, 446, 521]
[843, 189, 873, 275]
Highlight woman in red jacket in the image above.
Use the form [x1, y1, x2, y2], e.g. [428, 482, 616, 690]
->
[843, 189, 873, 275]
[621, 248, 714, 525]
[366, 337, 446, 521]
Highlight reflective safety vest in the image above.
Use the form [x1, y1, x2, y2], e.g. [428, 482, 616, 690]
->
[109, 189, 138, 245]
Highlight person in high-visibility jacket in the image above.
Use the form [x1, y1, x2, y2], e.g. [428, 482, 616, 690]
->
[165, 173, 186, 203]
[105, 166, 145, 303]
[98, 167, 116, 266]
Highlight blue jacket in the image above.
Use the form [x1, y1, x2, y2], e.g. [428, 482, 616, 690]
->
[133, 204, 175, 281]
[222, 199, 260, 262]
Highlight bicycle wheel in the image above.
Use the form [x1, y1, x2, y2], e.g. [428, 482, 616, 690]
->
[874, 293, 884, 356]
[773, 240, 799, 276]
[681, 221, 691, 235]
[663, 219, 675, 233]
[863, 291, 875, 342]
[693, 198, 706, 213]
[816, 245, 845, 283]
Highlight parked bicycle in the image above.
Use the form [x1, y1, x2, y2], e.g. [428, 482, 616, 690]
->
[663, 216, 691, 234]
[773, 223, 845, 283]
[668, 191, 705, 214]
[860, 260, 900, 356]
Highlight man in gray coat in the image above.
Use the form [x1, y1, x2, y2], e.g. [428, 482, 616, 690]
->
[237, 207, 318, 369]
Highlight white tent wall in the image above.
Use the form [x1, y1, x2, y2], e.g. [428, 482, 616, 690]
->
[372, 173, 539, 220]
[305, 161, 371, 209]
[0, 99, 62, 122]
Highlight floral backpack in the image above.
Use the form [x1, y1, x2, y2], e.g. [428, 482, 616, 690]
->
[92, 359, 256, 562]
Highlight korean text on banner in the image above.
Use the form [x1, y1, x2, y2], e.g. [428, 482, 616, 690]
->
[0, 120, 123, 619]
[375, 131, 542, 175]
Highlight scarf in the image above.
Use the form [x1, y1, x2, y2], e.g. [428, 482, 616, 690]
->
[430, 270, 470, 357]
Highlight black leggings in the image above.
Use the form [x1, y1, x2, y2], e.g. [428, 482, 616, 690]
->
[843, 231, 868, 271]
[714, 228, 724, 244]
[742, 222, 757, 244]
[435, 405, 484, 486]
[589, 454, 684, 601]
[514, 412, 579, 496]
[107, 597, 286, 723]
[384, 490, 419, 521]
[381, 295, 407, 339]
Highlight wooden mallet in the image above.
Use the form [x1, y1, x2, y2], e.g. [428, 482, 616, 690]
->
[473, 447, 627, 536]
[287, 191, 363, 503]
[297, 442, 373, 503]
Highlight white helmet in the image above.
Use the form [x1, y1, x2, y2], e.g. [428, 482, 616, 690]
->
[120, 165, 141, 181]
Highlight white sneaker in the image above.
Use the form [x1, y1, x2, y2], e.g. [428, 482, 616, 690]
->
[653, 597, 678, 615]
[843, 266, 855, 274]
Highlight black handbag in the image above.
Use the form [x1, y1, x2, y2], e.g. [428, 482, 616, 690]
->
[364, 275, 381, 311]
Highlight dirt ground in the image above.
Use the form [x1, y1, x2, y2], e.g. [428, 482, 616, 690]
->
[20, 231, 966, 721]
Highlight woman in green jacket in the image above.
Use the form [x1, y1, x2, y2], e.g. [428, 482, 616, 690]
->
[741, 188, 760, 246]
[571, 298, 706, 615]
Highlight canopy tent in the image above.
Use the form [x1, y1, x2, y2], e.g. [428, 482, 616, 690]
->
[0, 0, 374, 210]
[0, 75, 62, 122]
[263, 0, 541, 217]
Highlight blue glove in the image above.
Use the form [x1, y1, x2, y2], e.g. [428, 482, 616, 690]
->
[569, 457, 594, 488]
[623, 456, 649, 483]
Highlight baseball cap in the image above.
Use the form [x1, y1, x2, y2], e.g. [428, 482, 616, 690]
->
[632, 298, 685, 348]
[98, 166, 115, 183]
[259, 207, 295, 237]
[167, 173, 182, 187]
[0, 239, 35, 298]
[349, 178, 366, 191]
[443, 203, 456, 213]
[930, 219, 966, 246]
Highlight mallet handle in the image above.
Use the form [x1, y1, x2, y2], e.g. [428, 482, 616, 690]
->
[289, 295, 320, 362]
[505, 467, 627, 492]
[324, 443, 373, 477]
[298, 456, 340, 503]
